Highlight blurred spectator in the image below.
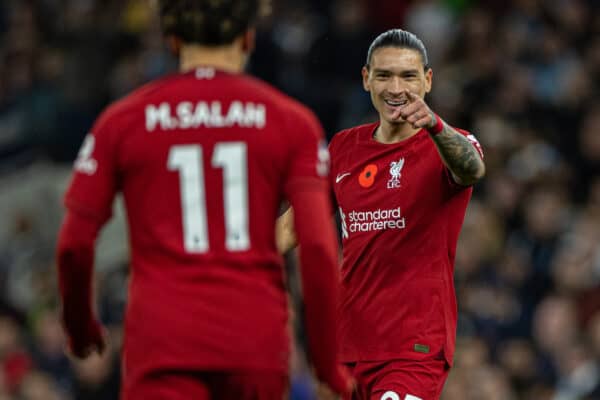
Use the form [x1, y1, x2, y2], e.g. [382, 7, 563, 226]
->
[498, 338, 538, 394]
[307, 0, 374, 133]
[404, 0, 456, 67]
[552, 343, 600, 400]
[17, 370, 63, 400]
[0, 313, 32, 395]
[30, 309, 72, 393]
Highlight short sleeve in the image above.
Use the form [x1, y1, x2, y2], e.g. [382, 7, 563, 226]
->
[283, 107, 330, 197]
[456, 128, 484, 159]
[64, 110, 120, 223]
[444, 128, 484, 190]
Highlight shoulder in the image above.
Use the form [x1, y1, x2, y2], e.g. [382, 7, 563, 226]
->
[91, 73, 189, 133]
[450, 126, 479, 143]
[93, 78, 168, 131]
[90, 99, 132, 136]
[329, 122, 377, 151]
[451, 126, 484, 158]
[453, 127, 471, 136]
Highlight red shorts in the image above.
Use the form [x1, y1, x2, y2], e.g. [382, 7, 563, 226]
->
[122, 369, 288, 400]
[344, 358, 450, 400]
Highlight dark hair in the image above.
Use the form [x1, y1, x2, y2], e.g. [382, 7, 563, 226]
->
[365, 29, 429, 69]
[159, 0, 264, 46]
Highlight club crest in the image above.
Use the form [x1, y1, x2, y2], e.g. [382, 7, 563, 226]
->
[387, 158, 404, 189]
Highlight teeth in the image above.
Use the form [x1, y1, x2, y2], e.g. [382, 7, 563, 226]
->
[385, 100, 406, 106]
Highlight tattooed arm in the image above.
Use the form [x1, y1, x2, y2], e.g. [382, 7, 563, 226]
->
[429, 120, 485, 186]
[398, 90, 485, 186]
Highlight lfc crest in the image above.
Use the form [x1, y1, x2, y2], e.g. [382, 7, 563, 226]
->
[387, 158, 404, 189]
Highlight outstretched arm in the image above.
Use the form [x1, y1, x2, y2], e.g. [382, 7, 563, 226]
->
[428, 120, 485, 186]
[399, 90, 485, 186]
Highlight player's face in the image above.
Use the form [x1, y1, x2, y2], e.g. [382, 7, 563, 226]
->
[362, 47, 432, 125]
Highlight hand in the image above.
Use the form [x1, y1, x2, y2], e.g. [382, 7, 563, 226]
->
[395, 89, 437, 130]
[70, 339, 114, 385]
[319, 365, 355, 400]
[66, 320, 108, 359]
[316, 381, 343, 400]
[275, 208, 296, 254]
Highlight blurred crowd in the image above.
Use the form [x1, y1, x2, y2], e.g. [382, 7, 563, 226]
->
[1, 0, 600, 399]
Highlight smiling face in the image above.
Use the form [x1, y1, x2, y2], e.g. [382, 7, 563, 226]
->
[362, 46, 432, 125]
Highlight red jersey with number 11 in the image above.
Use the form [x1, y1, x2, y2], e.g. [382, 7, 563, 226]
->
[329, 123, 483, 366]
[64, 68, 331, 384]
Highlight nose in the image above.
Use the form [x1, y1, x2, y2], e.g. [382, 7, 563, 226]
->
[388, 77, 405, 95]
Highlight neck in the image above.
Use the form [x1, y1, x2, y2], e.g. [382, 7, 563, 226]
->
[374, 119, 420, 144]
[179, 42, 246, 74]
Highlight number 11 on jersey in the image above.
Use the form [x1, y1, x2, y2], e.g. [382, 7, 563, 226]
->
[168, 142, 250, 253]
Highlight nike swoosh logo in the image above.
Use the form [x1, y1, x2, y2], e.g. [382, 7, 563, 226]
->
[336, 172, 351, 183]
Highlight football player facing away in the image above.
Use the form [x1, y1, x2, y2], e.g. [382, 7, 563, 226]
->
[276, 29, 485, 400]
[56, 1, 352, 399]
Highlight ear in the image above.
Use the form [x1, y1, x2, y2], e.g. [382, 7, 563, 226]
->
[424, 68, 433, 94]
[166, 35, 182, 57]
[242, 28, 256, 54]
[362, 66, 370, 92]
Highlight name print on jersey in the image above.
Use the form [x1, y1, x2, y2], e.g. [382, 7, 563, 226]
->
[145, 101, 266, 132]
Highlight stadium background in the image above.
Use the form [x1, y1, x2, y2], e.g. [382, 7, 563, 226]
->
[1, 0, 600, 399]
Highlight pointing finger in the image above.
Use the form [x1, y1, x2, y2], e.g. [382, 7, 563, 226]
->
[399, 102, 421, 118]
[403, 89, 418, 102]
[406, 109, 429, 124]
[414, 116, 431, 129]
[391, 106, 404, 121]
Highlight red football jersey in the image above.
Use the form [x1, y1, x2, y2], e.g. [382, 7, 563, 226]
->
[64, 68, 330, 382]
[329, 123, 483, 366]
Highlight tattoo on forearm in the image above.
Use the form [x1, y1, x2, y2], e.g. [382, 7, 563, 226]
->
[431, 123, 484, 185]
